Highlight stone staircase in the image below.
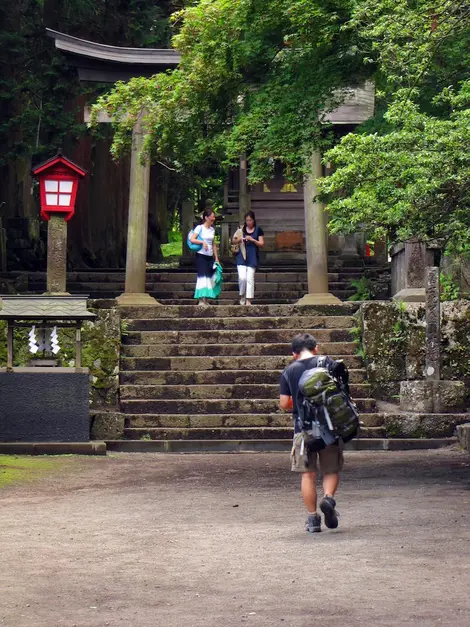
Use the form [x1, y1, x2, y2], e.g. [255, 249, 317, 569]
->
[6, 256, 385, 304]
[118, 304, 384, 445]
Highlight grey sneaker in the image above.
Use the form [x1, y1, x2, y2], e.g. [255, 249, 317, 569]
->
[305, 513, 322, 533]
[320, 496, 339, 529]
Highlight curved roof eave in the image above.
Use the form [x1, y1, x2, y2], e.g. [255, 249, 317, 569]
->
[46, 28, 181, 66]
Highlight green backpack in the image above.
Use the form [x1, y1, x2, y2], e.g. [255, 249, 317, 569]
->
[298, 357, 359, 444]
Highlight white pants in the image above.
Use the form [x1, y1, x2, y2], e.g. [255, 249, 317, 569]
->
[237, 265, 256, 299]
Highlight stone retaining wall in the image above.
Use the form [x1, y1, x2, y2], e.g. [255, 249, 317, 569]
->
[357, 301, 470, 401]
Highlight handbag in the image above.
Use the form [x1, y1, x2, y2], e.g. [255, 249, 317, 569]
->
[187, 226, 204, 251]
[231, 227, 246, 259]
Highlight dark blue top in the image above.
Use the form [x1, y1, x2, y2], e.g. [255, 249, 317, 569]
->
[236, 226, 264, 268]
[279, 356, 349, 433]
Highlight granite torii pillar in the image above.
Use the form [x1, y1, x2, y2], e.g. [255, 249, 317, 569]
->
[116, 111, 158, 306]
[297, 151, 341, 305]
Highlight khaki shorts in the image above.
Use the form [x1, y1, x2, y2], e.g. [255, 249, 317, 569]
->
[291, 433, 344, 474]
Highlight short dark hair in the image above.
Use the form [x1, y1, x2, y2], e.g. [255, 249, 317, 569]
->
[291, 333, 317, 355]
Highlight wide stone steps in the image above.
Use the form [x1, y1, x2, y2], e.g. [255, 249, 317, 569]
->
[120, 341, 359, 358]
[148, 294, 356, 305]
[119, 368, 368, 385]
[121, 303, 358, 318]
[120, 355, 365, 371]
[121, 396, 376, 414]
[123, 328, 354, 344]
[67, 280, 352, 292]
[119, 383, 371, 399]
[123, 426, 386, 440]
[125, 315, 356, 331]
[123, 412, 384, 429]
[118, 302, 377, 444]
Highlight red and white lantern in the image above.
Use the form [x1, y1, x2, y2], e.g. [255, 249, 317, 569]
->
[32, 154, 87, 221]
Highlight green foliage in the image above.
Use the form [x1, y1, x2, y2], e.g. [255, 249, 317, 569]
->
[321, 85, 470, 253]
[440, 272, 461, 301]
[162, 232, 183, 258]
[87, 0, 469, 258]
[90, 0, 369, 181]
[347, 277, 372, 301]
[320, 1, 470, 254]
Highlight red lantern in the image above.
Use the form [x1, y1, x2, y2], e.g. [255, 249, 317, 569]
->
[32, 154, 87, 221]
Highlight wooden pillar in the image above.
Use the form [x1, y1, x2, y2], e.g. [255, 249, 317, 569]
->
[117, 111, 157, 306]
[46, 215, 68, 294]
[297, 151, 341, 305]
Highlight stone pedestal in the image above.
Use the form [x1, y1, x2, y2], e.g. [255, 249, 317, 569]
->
[0, 369, 90, 441]
[374, 238, 388, 266]
[297, 151, 340, 306]
[391, 239, 432, 302]
[117, 111, 157, 307]
[46, 215, 68, 294]
[400, 380, 465, 414]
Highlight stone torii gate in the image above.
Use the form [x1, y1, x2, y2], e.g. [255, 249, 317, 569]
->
[48, 29, 374, 306]
[47, 29, 180, 306]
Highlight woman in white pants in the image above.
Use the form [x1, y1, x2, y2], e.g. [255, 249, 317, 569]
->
[233, 211, 264, 305]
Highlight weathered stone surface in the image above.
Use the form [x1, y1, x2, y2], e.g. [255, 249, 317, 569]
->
[90, 411, 125, 440]
[359, 300, 470, 402]
[456, 423, 470, 452]
[400, 380, 465, 413]
[425, 266, 441, 380]
[384, 412, 469, 438]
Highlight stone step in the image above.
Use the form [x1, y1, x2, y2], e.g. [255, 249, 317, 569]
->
[66, 280, 353, 292]
[149, 298, 299, 306]
[120, 354, 364, 372]
[383, 412, 470, 438]
[120, 382, 372, 400]
[123, 328, 354, 345]
[120, 397, 377, 414]
[106, 437, 454, 453]
[123, 426, 385, 440]
[120, 341, 359, 358]
[120, 303, 359, 319]
[124, 412, 383, 429]
[125, 315, 356, 332]
[151, 292, 357, 303]
[119, 368, 368, 385]
[24, 266, 377, 283]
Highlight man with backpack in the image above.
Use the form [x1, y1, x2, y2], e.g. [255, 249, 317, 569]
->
[279, 333, 354, 533]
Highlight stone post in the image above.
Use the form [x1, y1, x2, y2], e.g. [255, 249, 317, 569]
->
[391, 238, 430, 302]
[117, 111, 157, 306]
[374, 237, 388, 266]
[46, 214, 68, 294]
[425, 266, 440, 380]
[297, 151, 341, 305]
[400, 260, 465, 413]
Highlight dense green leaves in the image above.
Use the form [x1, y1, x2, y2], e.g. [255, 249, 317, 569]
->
[321, 0, 470, 253]
[92, 0, 368, 181]
[90, 0, 469, 251]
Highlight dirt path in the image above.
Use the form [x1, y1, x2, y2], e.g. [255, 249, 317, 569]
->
[0, 449, 469, 627]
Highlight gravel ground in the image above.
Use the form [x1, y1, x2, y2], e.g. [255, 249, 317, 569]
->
[0, 448, 469, 627]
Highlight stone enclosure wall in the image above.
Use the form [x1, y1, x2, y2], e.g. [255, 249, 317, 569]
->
[357, 300, 470, 402]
